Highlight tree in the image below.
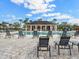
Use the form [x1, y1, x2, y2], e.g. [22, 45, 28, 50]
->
[0, 23, 3, 30]
[19, 19, 22, 22]
[29, 20, 32, 23]
[23, 18, 29, 30]
[2, 22, 8, 30]
[23, 18, 29, 24]
[19, 19, 23, 26]
[72, 24, 79, 30]
[13, 22, 20, 30]
[38, 18, 42, 21]
[52, 19, 57, 24]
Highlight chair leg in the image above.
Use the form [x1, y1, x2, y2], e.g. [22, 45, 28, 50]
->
[49, 46, 51, 57]
[37, 51, 39, 57]
[58, 45, 60, 55]
[37, 47, 39, 57]
[72, 43, 73, 49]
[78, 45, 79, 52]
[69, 45, 71, 55]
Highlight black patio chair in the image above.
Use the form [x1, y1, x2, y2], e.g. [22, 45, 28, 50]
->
[77, 43, 79, 52]
[37, 36, 51, 57]
[57, 36, 71, 55]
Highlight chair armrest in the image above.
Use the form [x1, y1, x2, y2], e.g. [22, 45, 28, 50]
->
[69, 41, 79, 45]
[69, 41, 73, 46]
[54, 41, 59, 45]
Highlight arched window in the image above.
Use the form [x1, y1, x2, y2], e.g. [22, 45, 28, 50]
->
[32, 26, 35, 31]
[42, 26, 45, 31]
[37, 26, 40, 31]
[47, 26, 50, 31]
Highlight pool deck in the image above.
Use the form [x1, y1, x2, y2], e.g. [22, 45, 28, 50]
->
[33, 46, 79, 59]
[0, 34, 79, 59]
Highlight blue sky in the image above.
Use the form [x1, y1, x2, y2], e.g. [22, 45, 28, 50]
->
[0, 0, 79, 24]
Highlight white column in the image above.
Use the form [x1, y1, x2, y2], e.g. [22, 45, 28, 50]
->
[50, 25, 52, 31]
[54, 25, 57, 31]
[30, 25, 32, 31]
[40, 25, 42, 31]
[45, 25, 47, 31]
[35, 25, 37, 31]
[26, 25, 27, 31]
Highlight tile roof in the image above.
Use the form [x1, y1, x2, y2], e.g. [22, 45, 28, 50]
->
[27, 21, 54, 24]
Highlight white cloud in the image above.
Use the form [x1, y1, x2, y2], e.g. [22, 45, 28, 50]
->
[6, 15, 16, 19]
[42, 13, 74, 22]
[1, 14, 16, 20]
[31, 9, 53, 14]
[68, 18, 79, 25]
[36, 17, 42, 20]
[42, 13, 61, 17]
[25, 14, 32, 17]
[42, 12, 79, 25]
[48, 4, 56, 8]
[11, 0, 78, 24]
[11, 0, 24, 4]
[1, 15, 22, 23]
[11, 0, 56, 14]
[54, 14, 73, 19]
[42, 13, 73, 20]
[24, 3, 48, 10]
[44, 0, 55, 3]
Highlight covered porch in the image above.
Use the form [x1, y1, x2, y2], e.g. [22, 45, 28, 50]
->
[26, 21, 57, 31]
[27, 25, 57, 31]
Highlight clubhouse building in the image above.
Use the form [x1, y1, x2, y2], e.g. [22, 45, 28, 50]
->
[26, 20, 57, 31]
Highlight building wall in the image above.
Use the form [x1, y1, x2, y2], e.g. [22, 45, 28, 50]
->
[26, 24, 57, 31]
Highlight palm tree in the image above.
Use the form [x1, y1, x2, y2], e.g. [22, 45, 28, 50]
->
[0, 23, 3, 30]
[29, 20, 32, 23]
[52, 19, 57, 24]
[72, 24, 79, 30]
[13, 22, 20, 30]
[19, 19, 23, 26]
[2, 22, 8, 30]
[23, 18, 29, 30]
[23, 18, 29, 24]
[38, 18, 42, 21]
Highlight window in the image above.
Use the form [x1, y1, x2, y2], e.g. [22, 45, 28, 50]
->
[32, 26, 35, 31]
[47, 26, 50, 31]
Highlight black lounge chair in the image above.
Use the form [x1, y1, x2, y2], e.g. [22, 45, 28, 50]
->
[77, 43, 79, 52]
[56, 36, 71, 55]
[37, 36, 51, 57]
